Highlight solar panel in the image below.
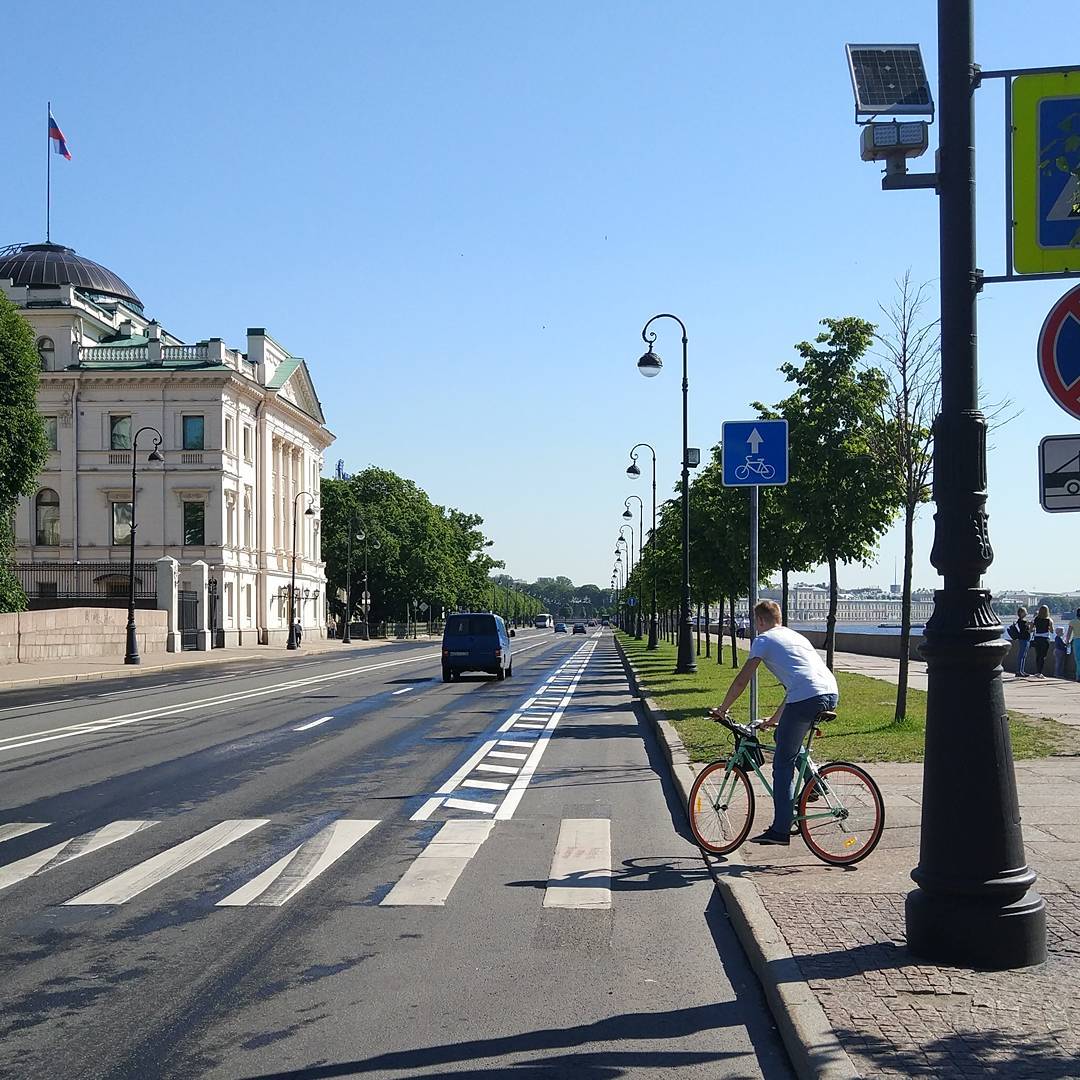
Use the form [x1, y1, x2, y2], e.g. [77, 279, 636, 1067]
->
[846, 44, 934, 119]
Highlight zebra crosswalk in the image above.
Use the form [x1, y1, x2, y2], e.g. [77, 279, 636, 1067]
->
[0, 813, 615, 914]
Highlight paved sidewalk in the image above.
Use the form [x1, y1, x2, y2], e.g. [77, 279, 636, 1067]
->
[831, 649, 1080, 727]
[730, 760, 1080, 1077]
[0, 634, 440, 691]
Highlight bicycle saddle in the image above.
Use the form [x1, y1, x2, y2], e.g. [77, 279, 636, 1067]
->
[817, 710, 838, 723]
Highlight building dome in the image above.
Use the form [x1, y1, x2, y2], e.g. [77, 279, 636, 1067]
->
[0, 242, 142, 310]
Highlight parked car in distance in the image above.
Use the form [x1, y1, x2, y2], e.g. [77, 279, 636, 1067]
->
[554, 622, 568, 633]
[442, 612, 512, 682]
[572, 623, 586, 634]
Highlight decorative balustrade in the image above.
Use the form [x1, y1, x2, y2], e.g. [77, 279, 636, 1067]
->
[162, 344, 209, 361]
[80, 345, 149, 363]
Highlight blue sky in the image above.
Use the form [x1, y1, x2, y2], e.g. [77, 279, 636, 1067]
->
[5, 2, 1079, 593]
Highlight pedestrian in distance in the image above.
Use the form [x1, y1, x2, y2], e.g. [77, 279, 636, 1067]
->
[1008, 606, 1031, 678]
[1054, 625, 1069, 678]
[709, 599, 838, 847]
[294, 620, 303, 648]
[1032, 605, 1054, 679]
[1066, 608, 1080, 682]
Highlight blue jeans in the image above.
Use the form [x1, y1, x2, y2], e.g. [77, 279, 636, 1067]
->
[770, 692, 839, 835]
[1016, 639, 1030, 676]
[1073, 640, 1080, 681]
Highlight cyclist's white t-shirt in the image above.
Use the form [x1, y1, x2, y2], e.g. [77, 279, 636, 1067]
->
[749, 626, 838, 703]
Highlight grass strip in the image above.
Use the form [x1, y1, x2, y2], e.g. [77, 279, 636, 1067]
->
[618, 631, 1069, 763]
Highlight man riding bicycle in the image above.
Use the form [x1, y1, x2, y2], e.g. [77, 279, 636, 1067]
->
[711, 600, 838, 846]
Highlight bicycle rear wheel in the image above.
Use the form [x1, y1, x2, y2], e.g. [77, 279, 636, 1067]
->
[798, 761, 884, 865]
[688, 759, 755, 855]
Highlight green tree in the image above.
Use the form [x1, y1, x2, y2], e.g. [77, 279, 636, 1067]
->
[0, 294, 48, 612]
[757, 316, 902, 669]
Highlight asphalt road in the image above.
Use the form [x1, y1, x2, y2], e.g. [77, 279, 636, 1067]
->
[0, 629, 792, 1079]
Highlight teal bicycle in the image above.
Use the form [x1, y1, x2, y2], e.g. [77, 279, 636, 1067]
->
[688, 711, 885, 865]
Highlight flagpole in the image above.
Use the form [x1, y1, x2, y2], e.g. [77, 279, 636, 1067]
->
[46, 101, 51, 243]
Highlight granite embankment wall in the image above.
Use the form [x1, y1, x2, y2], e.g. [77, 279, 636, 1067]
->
[0, 608, 169, 663]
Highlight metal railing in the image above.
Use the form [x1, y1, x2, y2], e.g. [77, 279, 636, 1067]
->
[13, 561, 157, 608]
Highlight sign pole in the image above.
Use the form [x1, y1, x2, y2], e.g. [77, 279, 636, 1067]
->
[748, 485, 759, 723]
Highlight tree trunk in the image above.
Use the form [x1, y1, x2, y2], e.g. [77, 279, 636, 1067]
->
[729, 595, 738, 668]
[704, 600, 711, 659]
[896, 500, 915, 722]
[826, 555, 838, 671]
[781, 564, 790, 626]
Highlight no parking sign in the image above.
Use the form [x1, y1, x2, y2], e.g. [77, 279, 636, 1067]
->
[1038, 283, 1080, 420]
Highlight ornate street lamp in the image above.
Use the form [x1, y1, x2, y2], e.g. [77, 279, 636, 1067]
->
[627, 443, 659, 649]
[124, 426, 163, 665]
[636, 315, 695, 673]
[624, 496, 646, 638]
[287, 490, 316, 650]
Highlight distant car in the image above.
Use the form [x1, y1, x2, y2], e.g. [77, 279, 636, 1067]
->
[572, 623, 586, 634]
[554, 622, 568, 633]
[587, 620, 596, 626]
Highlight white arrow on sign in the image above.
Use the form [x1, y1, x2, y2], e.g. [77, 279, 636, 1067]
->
[747, 427, 764, 454]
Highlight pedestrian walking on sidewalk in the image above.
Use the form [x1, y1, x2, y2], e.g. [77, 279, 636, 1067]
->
[1010, 607, 1032, 678]
[1066, 608, 1080, 681]
[294, 620, 303, 648]
[1032, 605, 1054, 679]
[710, 599, 838, 847]
[1054, 626, 1069, 678]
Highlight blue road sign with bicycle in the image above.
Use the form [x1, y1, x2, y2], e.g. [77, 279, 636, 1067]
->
[721, 419, 789, 486]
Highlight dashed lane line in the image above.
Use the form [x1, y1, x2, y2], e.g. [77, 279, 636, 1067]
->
[544, 818, 612, 909]
[380, 820, 495, 906]
[294, 716, 334, 732]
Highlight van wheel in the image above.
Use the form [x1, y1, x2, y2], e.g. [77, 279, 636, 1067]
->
[442, 666, 452, 683]
[496, 667, 506, 681]
[506, 662, 513, 677]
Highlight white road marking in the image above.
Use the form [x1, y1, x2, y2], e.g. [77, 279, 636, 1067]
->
[487, 750, 528, 761]
[0, 699, 75, 714]
[0, 820, 157, 893]
[391, 687, 414, 696]
[475, 762, 518, 775]
[410, 797, 445, 822]
[0, 652, 442, 758]
[66, 819, 268, 905]
[443, 797, 498, 813]
[216, 819, 378, 907]
[380, 820, 494, 906]
[498, 739, 535, 748]
[513, 722, 547, 730]
[457, 778, 510, 791]
[294, 715, 334, 732]
[544, 819, 612, 909]
[0, 823, 49, 844]
[436, 740, 498, 795]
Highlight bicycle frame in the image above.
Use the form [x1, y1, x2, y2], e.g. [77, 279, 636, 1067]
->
[711, 728, 838, 825]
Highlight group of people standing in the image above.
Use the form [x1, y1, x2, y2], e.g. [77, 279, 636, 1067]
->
[1009, 605, 1080, 679]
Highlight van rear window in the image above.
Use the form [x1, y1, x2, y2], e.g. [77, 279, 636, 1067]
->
[445, 615, 496, 636]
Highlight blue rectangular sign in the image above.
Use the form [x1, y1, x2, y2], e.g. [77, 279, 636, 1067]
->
[721, 419, 789, 486]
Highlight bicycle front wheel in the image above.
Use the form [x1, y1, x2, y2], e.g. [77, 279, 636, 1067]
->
[688, 759, 755, 855]
[798, 761, 884, 865]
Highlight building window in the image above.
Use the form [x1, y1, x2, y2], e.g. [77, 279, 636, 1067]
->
[243, 426, 252, 461]
[225, 582, 234, 622]
[245, 584, 252, 620]
[111, 501, 133, 545]
[35, 488, 60, 546]
[110, 415, 131, 450]
[225, 417, 234, 452]
[182, 415, 204, 450]
[243, 490, 252, 548]
[36, 336, 55, 369]
[226, 500, 235, 547]
[183, 500, 205, 546]
[43, 417, 58, 451]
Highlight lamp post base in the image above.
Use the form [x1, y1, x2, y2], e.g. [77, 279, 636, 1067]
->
[124, 621, 140, 665]
[342, 626, 351, 644]
[675, 619, 697, 674]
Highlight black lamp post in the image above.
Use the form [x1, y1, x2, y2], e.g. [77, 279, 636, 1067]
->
[623, 497, 644, 638]
[904, 0, 1045, 969]
[357, 530, 379, 640]
[636, 315, 696, 674]
[619, 524, 635, 635]
[341, 511, 363, 645]
[287, 490, 316, 650]
[627, 443, 658, 649]
[124, 426, 163, 665]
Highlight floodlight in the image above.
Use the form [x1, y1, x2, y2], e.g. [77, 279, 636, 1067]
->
[846, 44, 934, 121]
[860, 121, 929, 161]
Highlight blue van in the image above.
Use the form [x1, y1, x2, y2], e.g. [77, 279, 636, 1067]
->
[441, 613, 512, 682]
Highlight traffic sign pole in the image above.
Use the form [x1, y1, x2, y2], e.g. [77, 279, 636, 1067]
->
[749, 485, 759, 724]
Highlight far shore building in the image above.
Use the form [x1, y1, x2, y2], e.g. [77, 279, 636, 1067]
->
[0, 241, 334, 647]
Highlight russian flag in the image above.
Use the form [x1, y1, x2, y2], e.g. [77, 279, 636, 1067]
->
[48, 111, 71, 160]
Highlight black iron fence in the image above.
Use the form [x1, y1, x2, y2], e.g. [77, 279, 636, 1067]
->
[13, 561, 157, 610]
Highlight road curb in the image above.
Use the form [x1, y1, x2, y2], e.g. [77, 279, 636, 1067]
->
[613, 635, 861, 1080]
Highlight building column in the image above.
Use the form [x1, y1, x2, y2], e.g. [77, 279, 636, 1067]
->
[156, 556, 180, 652]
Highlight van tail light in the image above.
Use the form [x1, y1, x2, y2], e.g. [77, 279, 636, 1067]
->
[494, 647, 502, 658]
[441, 647, 449, 657]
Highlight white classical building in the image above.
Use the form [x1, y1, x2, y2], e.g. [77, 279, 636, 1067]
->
[0, 241, 334, 647]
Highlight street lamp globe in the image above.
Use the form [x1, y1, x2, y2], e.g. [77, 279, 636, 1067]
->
[622, 508, 632, 519]
[304, 505, 316, 517]
[148, 447, 164, 463]
[636, 349, 662, 378]
[626, 462, 641, 479]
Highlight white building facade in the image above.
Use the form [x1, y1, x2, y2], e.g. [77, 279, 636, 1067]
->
[0, 242, 334, 646]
